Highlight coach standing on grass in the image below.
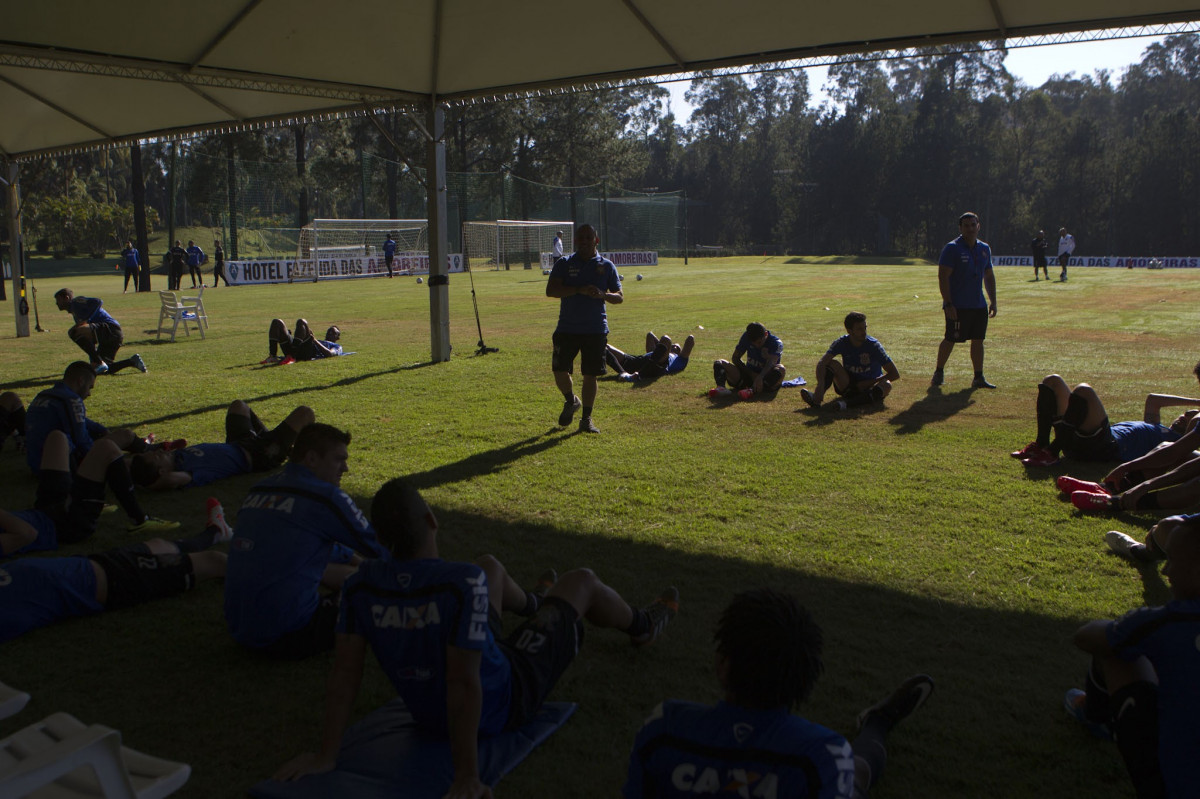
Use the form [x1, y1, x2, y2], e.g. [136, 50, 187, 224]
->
[931, 212, 997, 390]
[546, 224, 622, 434]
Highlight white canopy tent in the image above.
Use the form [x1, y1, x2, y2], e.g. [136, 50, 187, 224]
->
[4, 0, 1200, 355]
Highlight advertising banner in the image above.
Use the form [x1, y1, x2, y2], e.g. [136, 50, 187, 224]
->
[227, 253, 463, 285]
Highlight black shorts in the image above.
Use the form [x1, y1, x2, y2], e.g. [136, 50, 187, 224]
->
[1056, 418, 1119, 461]
[90, 543, 195, 611]
[1033, 255, 1047, 268]
[34, 469, 103, 544]
[498, 597, 582, 730]
[1059, 253, 1071, 267]
[552, 332, 607, 376]
[256, 594, 340, 659]
[623, 353, 668, 378]
[226, 413, 298, 472]
[944, 307, 989, 342]
[731, 363, 782, 392]
[92, 322, 124, 361]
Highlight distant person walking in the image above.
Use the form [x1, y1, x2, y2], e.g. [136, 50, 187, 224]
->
[551, 230, 565, 262]
[1031, 230, 1049, 281]
[383, 232, 396, 278]
[185, 240, 205, 289]
[932, 212, 997, 389]
[212, 240, 229, 286]
[120, 240, 140, 293]
[1058, 227, 1076, 282]
[168, 240, 186, 291]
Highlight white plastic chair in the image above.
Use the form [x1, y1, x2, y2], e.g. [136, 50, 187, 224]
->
[155, 292, 205, 342]
[178, 285, 208, 330]
[0, 680, 30, 720]
[0, 712, 190, 798]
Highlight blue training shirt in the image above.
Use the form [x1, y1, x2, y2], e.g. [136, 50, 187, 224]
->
[938, 236, 992, 309]
[1107, 598, 1200, 796]
[186, 245, 204, 266]
[0, 556, 101, 644]
[173, 444, 251, 487]
[735, 330, 784, 373]
[624, 700, 855, 799]
[224, 463, 385, 648]
[339, 557, 513, 735]
[1111, 422, 1179, 462]
[122, 247, 140, 269]
[550, 252, 621, 335]
[824, 334, 892, 382]
[67, 296, 119, 328]
[24, 382, 108, 473]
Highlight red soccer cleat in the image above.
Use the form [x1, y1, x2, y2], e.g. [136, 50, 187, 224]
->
[1019, 445, 1059, 467]
[1072, 491, 1115, 513]
[1057, 476, 1108, 496]
[1010, 441, 1041, 459]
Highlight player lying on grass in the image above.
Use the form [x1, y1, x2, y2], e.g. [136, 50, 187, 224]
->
[1010, 373, 1200, 467]
[1056, 413, 1200, 514]
[712, 322, 785, 400]
[274, 478, 679, 798]
[24, 362, 183, 476]
[625, 589, 932, 799]
[130, 400, 313, 490]
[0, 499, 228, 644]
[224, 423, 385, 659]
[262, 319, 344, 365]
[605, 331, 695, 381]
[1064, 514, 1200, 798]
[801, 312, 899, 412]
[1, 430, 178, 557]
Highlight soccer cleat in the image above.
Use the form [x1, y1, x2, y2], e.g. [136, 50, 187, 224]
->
[1010, 441, 1041, 459]
[128, 516, 181, 534]
[738, 388, 755, 401]
[856, 674, 935, 734]
[162, 438, 188, 452]
[206, 497, 233, 543]
[280, 356, 297, 365]
[1057, 476, 1108, 496]
[800, 388, 819, 408]
[930, 368, 944, 387]
[708, 387, 732, 398]
[1020, 446, 1059, 467]
[558, 395, 581, 426]
[93, 362, 110, 375]
[1063, 689, 1113, 740]
[1105, 530, 1154, 562]
[578, 416, 600, 434]
[971, 375, 997, 389]
[260, 355, 281, 365]
[1072, 491, 1115, 513]
[531, 568, 557, 599]
[131, 354, 148, 373]
[631, 586, 679, 647]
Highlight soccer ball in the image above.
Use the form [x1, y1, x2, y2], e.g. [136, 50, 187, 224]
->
[636, 274, 643, 281]
[416, 277, 423, 284]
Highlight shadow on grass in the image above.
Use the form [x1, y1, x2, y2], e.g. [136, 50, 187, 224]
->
[404, 429, 573, 489]
[888, 386, 976, 434]
[0, 374, 60, 392]
[2, 503, 1137, 798]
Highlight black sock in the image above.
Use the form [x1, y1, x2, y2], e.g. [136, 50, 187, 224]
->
[624, 605, 650, 638]
[269, 341, 280, 358]
[974, 370, 985, 379]
[1035, 385, 1058, 448]
[173, 525, 221, 553]
[1122, 471, 1145, 490]
[851, 715, 891, 792]
[105, 459, 147, 523]
[1110, 681, 1165, 798]
[517, 590, 540, 617]
[108, 357, 136, 374]
[1082, 660, 1112, 722]
[1133, 493, 1161, 511]
[247, 408, 268, 437]
[562, 392, 574, 404]
[581, 406, 593, 419]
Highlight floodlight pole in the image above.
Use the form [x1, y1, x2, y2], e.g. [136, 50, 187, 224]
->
[3, 161, 31, 338]
[426, 101, 451, 363]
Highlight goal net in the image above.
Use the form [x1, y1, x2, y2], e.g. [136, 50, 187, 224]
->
[462, 220, 573, 271]
[293, 219, 428, 282]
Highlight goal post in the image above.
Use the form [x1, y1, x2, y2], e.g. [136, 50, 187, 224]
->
[293, 219, 427, 282]
[462, 220, 573, 271]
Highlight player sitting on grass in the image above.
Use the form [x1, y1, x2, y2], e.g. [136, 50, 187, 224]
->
[261, 319, 343, 365]
[801, 312, 900, 412]
[1064, 514, 1200, 798]
[130, 401, 313, 490]
[274, 478, 679, 796]
[1010, 373, 1200, 467]
[1102, 513, 1196, 564]
[625, 589, 932, 799]
[605, 331, 695, 381]
[0, 499, 228, 644]
[711, 322, 785, 400]
[1, 430, 178, 557]
[224, 423, 385, 659]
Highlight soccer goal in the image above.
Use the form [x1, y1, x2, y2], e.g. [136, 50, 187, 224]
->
[293, 219, 427, 282]
[462, 220, 573, 271]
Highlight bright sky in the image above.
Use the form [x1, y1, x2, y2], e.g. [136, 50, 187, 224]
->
[659, 35, 1163, 118]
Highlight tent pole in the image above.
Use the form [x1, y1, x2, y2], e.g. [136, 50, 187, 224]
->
[426, 100, 451, 362]
[4, 162, 31, 338]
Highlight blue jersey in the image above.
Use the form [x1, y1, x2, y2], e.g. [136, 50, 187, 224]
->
[0, 556, 101, 644]
[624, 700, 855, 799]
[24, 382, 108, 473]
[173, 443, 250, 487]
[339, 558, 513, 735]
[664, 354, 688, 375]
[735, 330, 784, 373]
[67, 296, 119, 328]
[1107, 598, 1200, 795]
[3, 509, 58, 556]
[122, 247, 140, 268]
[315, 340, 343, 359]
[384, 238, 397, 258]
[1111, 422, 1179, 461]
[824, 335, 892, 382]
[186, 245, 204, 266]
[938, 236, 992, 309]
[550, 253, 621, 335]
[224, 463, 385, 648]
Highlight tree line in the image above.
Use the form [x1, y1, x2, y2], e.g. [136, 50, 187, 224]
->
[4, 34, 1198, 260]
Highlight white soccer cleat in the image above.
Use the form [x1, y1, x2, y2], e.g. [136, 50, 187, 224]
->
[206, 497, 233, 543]
[1105, 530, 1142, 559]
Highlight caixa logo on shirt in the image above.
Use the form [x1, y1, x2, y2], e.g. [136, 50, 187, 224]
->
[670, 764, 780, 798]
[371, 602, 441, 630]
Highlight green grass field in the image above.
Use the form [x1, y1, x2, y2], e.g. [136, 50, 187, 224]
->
[1, 258, 1195, 797]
